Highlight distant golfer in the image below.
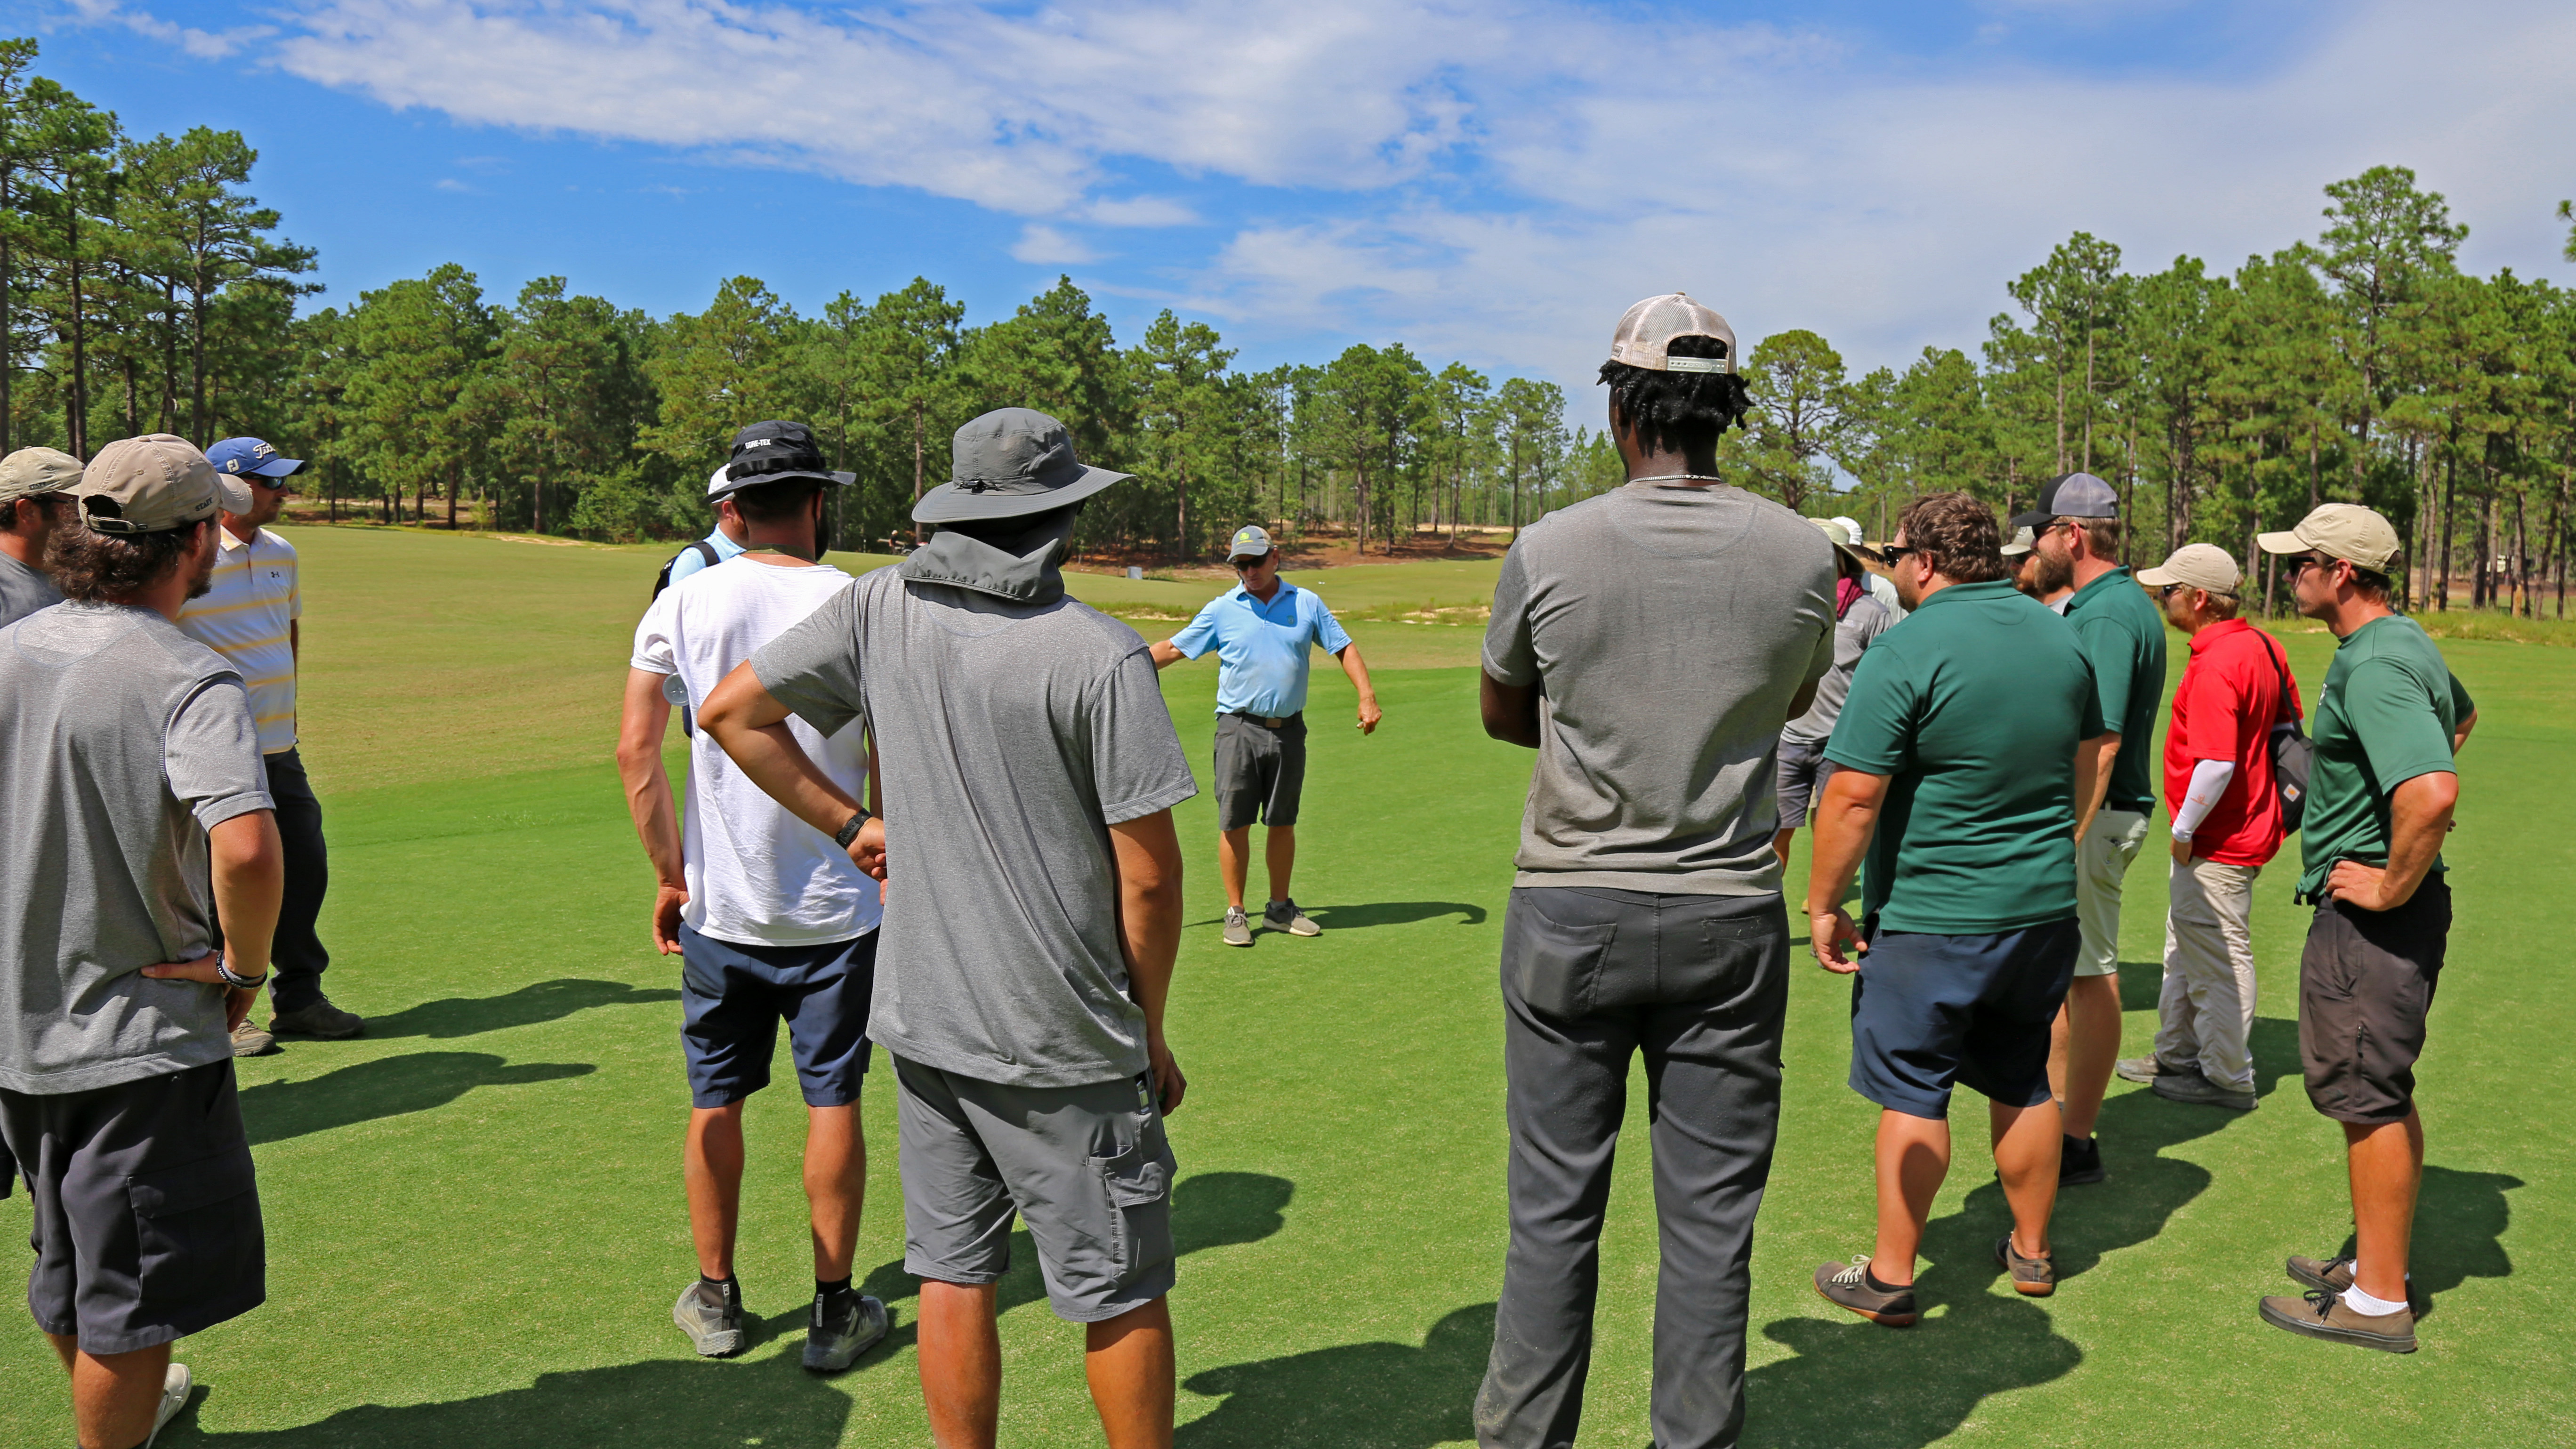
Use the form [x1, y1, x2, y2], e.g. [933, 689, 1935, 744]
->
[1808, 491, 2109, 1325]
[2254, 505, 2473, 1354]
[1774, 516, 1893, 867]
[2010, 473, 2165, 1188]
[177, 437, 358, 1055]
[617, 420, 889, 1373]
[1477, 293, 1835, 1449]
[703, 408, 1197, 1449]
[0, 446, 79, 626]
[1149, 524, 1380, 946]
[1, 435, 280, 1449]
[2115, 544, 2300, 1112]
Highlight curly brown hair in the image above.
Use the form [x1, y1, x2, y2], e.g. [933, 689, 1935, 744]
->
[47, 519, 208, 604]
[1897, 491, 2006, 583]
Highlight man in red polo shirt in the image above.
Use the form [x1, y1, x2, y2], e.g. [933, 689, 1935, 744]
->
[2116, 544, 2300, 1111]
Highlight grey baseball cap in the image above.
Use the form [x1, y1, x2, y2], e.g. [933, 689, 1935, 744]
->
[914, 408, 1132, 525]
[75, 434, 250, 535]
[2010, 472, 2120, 532]
[1227, 524, 1274, 561]
[0, 446, 83, 506]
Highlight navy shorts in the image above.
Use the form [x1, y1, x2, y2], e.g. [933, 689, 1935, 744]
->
[1848, 917, 2079, 1119]
[679, 923, 876, 1109]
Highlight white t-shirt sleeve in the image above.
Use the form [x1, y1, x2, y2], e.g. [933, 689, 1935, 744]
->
[630, 590, 678, 676]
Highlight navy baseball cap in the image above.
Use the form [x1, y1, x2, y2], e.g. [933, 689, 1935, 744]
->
[206, 437, 302, 480]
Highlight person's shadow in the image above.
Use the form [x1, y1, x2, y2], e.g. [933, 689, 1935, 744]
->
[2314, 1164, 2522, 1316]
[1306, 902, 1487, 931]
[361, 979, 681, 1042]
[240, 1053, 595, 1147]
[1744, 1294, 2081, 1449]
[1175, 1302, 1494, 1448]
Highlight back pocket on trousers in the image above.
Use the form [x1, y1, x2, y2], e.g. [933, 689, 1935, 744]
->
[1505, 895, 1619, 1018]
[128, 1147, 262, 1312]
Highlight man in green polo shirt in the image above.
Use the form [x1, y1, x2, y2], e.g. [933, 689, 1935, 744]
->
[1805, 491, 2111, 1326]
[2012, 473, 2165, 1187]
[2252, 505, 2473, 1355]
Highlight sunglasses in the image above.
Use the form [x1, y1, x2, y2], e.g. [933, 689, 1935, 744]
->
[2286, 553, 2335, 578]
[1880, 543, 1918, 567]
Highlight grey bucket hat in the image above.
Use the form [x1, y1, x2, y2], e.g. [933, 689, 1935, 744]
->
[913, 408, 1133, 525]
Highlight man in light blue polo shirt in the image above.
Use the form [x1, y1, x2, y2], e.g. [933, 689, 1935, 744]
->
[1151, 525, 1380, 946]
[658, 466, 751, 594]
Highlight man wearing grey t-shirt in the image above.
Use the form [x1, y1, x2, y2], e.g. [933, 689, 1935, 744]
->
[1475, 295, 1835, 1449]
[0, 445, 80, 626]
[703, 408, 1196, 1449]
[0, 435, 283, 1449]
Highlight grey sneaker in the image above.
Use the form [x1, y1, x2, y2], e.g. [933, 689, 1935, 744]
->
[145, 1361, 192, 1447]
[673, 1279, 748, 1358]
[1813, 1256, 1918, 1327]
[2288, 1255, 2429, 1314]
[803, 1290, 890, 1374]
[271, 996, 364, 1039]
[231, 1020, 277, 1057]
[2150, 1067, 2257, 1111]
[1222, 907, 1254, 947]
[2259, 1287, 2416, 1353]
[2115, 1055, 2176, 1085]
[1264, 899, 1322, 936]
[1994, 1232, 2055, 1296]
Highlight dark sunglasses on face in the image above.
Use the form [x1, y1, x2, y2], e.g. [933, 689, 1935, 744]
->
[1880, 543, 1917, 567]
[2287, 553, 2334, 578]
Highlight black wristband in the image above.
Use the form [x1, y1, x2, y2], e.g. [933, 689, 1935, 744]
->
[217, 959, 268, 990]
[833, 811, 870, 849]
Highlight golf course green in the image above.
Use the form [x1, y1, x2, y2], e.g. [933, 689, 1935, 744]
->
[3, 524, 2566, 1447]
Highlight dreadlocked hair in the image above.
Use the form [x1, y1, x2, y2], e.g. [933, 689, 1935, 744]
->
[1597, 334, 1753, 458]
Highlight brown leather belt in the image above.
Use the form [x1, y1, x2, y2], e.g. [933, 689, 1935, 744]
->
[1228, 711, 1301, 730]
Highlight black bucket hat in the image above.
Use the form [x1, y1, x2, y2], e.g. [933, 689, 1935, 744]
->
[913, 408, 1132, 524]
[715, 420, 855, 499]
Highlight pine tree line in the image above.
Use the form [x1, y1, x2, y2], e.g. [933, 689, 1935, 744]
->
[6, 39, 2572, 614]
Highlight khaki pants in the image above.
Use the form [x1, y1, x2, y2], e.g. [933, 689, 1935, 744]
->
[2153, 857, 2262, 1093]
[2074, 809, 2150, 977]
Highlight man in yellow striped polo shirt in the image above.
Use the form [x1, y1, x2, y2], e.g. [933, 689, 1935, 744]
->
[178, 437, 361, 1052]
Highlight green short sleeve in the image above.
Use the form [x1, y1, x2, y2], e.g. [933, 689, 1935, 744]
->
[2344, 658, 2457, 792]
[2075, 614, 2132, 737]
[2447, 672, 2475, 725]
[2076, 653, 2106, 738]
[1822, 642, 1916, 775]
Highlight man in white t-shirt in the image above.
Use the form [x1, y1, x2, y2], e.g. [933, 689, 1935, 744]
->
[616, 419, 890, 1376]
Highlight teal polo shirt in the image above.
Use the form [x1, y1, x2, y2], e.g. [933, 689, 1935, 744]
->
[2297, 613, 2472, 902]
[1169, 580, 1353, 717]
[2061, 565, 2169, 814]
[1824, 578, 2105, 934]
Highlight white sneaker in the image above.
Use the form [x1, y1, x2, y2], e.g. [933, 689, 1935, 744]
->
[146, 1362, 192, 1447]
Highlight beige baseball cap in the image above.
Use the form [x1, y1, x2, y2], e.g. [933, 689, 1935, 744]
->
[2000, 525, 2037, 558]
[0, 446, 84, 506]
[74, 434, 249, 536]
[1608, 292, 1737, 374]
[2256, 503, 2401, 572]
[2138, 542, 2242, 596]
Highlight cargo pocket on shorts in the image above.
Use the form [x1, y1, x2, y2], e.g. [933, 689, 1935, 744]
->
[127, 1147, 260, 1313]
[1089, 1137, 1172, 1282]
[1505, 894, 1619, 1018]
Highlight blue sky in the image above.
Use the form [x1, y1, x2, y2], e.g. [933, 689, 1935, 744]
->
[19, 0, 2576, 391]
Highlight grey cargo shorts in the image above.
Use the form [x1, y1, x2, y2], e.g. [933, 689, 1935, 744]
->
[893, 1054, 1178, 1322]
[1214, 712, 1307, 829]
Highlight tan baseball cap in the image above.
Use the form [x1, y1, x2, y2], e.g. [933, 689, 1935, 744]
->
[1608, 292, 1737, 374]
[2000, 525, 2037, 558]
[74, 434, 250, 536]
[2257, 503, 2401, 572]
[2138, 542, 2242, 596]
[0, 446, 83, 506]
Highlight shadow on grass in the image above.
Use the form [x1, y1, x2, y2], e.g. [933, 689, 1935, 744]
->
[1306, 901, 1488, 930]
[186, 1340, 851, 1448]
[362, 978, 681, 1041]
[1175, 1302, 1492, 1448]
[1745, 1294, 2081, 1449]
[2321, 1165, 2522, 1315]
[241, 1053, 595, 1146]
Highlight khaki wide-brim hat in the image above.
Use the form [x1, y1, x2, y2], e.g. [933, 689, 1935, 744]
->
[2257, 503, 2401, 572]
[1809, 515, 1883, 566]
[2138, 542, 2242, 595]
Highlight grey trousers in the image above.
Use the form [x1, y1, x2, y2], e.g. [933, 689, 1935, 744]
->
[1476, 886, 1791, 1449]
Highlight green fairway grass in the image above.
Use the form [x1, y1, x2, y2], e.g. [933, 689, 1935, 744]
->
[4, 525, 2567, 1446]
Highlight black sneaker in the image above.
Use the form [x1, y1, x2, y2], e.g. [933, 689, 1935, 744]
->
[271, 996, 364, 1039]
[803, 1289, 890, 1374]
[2059, 1134, 2106, 1186]
[673, 1278, 748, 1358]
[1813, 1256, 1918, 1327]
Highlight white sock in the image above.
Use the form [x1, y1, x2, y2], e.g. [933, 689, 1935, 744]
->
[2343, 1282, 2408, 1317]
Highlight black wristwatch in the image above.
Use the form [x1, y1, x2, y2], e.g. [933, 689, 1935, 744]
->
[833, 810, 871, 849]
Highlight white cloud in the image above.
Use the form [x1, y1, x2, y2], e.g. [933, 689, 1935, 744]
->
[62, 0, 271, 58]
[1009, 224, 1099, 265]
[90, 0, 2576, 384]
